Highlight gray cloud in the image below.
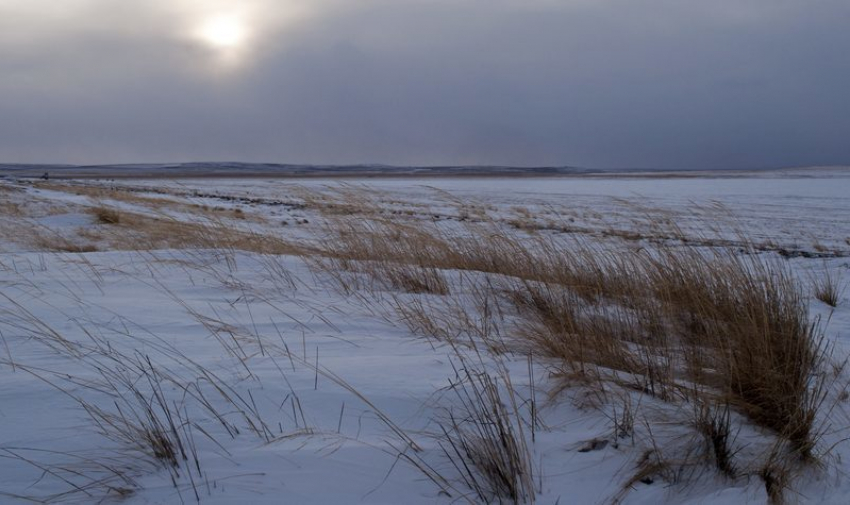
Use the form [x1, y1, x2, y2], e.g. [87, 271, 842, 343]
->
[1, 0, 849, 168]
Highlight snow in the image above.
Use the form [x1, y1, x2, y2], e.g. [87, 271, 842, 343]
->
[74, 171, 850, 254]
[1, 171, 849, 504]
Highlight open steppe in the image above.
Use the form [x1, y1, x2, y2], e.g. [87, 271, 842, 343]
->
[1, 169, 849, 504]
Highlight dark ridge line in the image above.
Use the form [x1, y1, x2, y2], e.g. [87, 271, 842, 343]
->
[1, 163, 847, 180]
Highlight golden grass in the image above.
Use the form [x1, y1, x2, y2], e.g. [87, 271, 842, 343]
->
[87, 209, 300, 254]
[1, 182, 845, 505]
[37, 182, 267, 223]
[38, 182, 182, 206]
[91, 206, 121, 224]
[438, 360, 536, 503]
[5, 203, 299, 256]
[2, 181, 843, 503]
[0, 191, 68, 220]
[3, 182, 301, 254]
[8, 186, 835, 459]
[0, 201, 24, 218]
[307, 214, 838, 498]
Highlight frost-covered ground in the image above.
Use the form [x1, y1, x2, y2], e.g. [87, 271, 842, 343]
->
[56, 173, 850, 255]
[1, 171, 849, 504]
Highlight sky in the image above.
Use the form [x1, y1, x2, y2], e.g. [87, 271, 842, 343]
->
[1, 0, 849, 169]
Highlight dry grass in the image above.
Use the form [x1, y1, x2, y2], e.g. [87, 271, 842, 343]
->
[40, 183, 199, 212]
[2, 182, 844, 504]
[19, 204, 300, 255]
[0, 181, 307, 257]
[91, 206, 121, 224]
[0, 292, 295, 502]
[0, 201, 24, 218]
[813, 267, 845, 307]
[642, 252, 829, 459]
[14, 222, 101, 253]
[759, 443, 796, 505]
[0, 190, 68, 220]
[89, 210, 299, 254]
[692, 400, 738, 478]
[37, 182, 270, 223]
[437, 361, 536, 504]
[308, 215, 838, 501]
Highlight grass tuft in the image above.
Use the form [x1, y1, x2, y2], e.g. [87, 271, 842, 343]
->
[693, 400, 738, 478]
[813, 267, 844, 307]
[92, 206, 121, 224]
[437, 359, 536, 504]
[309, 214, 837, 502]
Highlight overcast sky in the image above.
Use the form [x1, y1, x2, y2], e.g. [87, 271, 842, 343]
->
[1, 0, 849, 169]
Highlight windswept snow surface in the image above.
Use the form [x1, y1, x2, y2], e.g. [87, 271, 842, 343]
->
[1, 171, 849, 504]
[74, 172, 850, 255]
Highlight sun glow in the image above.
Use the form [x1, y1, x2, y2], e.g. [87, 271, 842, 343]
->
[188, 4, 312, 71]
[197, 15, 247, 50]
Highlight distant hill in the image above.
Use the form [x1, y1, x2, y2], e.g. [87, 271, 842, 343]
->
[1, 162, 846, 179]
[0, 162, 596, 179]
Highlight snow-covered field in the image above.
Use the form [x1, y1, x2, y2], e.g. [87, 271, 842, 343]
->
[1, 171, 849, 504]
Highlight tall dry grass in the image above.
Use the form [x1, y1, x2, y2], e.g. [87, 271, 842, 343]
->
[437, 361, 536, 504]
[19, 203, 302, 256]
[308, 214, 838, 501]
[812, 267, 845, 307]
[2, 182, 843, 504]
[0, 285, 299, 502]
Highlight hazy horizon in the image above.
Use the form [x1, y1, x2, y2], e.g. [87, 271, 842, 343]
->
[2, 1, 849, 169]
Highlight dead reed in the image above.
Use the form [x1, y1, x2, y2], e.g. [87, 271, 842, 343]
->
[308, 213, 838, 501]
[812, 267, 845, 307]
[437, 360, 536, 504]
[2, 183, 843, 504]
[90, 206, 121, 224]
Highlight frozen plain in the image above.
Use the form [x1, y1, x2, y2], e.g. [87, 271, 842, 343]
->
[0, 169, 849, 504]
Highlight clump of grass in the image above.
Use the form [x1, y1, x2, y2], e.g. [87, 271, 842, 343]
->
[609, 394, 636, 445]
[614, 448, 676, 502]
[437, 360, 536, 504]
[648, 253, 830, 459]
[313, 218, 831, 443]
[80, 359, 187, 470]
[308, 212, 836, 503]
[759, 444, 796, 505]
[693, 400, 738, 478]
[383, 264, 450, 295]
[92, 206, 121, 224]
[812, 267, 844, 307]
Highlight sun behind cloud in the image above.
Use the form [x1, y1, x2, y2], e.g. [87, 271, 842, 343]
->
[197, 14, 247, 50]
[186, 3, 314, 71]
